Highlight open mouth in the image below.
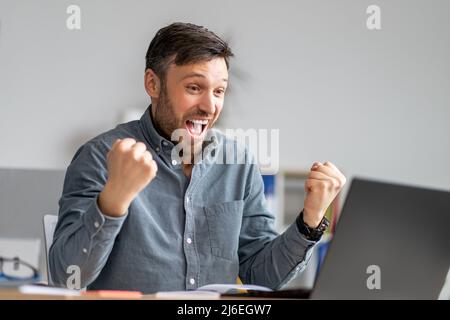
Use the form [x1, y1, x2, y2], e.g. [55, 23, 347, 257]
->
[185, 119, 209, 138]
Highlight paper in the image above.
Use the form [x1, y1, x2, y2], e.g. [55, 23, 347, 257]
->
[155, 290, 220, 300]
[197, 283, 273, 294]
[155, 283, 273, 299]
[18, 285, 81, 296]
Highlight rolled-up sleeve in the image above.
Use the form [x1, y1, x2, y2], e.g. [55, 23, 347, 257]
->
[238, 163, 319, 290]
[49, 140, 127, 288]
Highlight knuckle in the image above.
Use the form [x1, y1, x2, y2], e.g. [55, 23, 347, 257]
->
[143, 161, 152, 172]
[318, 181, 327, 190]
[117, 140, 132, 151]
[124, 138, 136, 144]
[120, 138, 135, 147]
[334, 182, 341, 191]
[139, 156, 148, 165]
[117, 143, 128, 153]
[145, 150, 153, 160]
[148, 162, 157, 177]
[135, 141, 147, 150]
[132, 150, 142, 161]
[327, 180, 334, 190]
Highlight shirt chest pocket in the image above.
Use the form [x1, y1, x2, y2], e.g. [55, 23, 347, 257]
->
[203, 200, 244, 261]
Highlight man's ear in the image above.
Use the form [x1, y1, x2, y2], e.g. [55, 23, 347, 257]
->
[144, 69, 161, 99]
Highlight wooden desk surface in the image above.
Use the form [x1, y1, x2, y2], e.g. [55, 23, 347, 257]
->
[0, 289, 268, 300]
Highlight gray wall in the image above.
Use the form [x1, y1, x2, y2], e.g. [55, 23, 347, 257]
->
[0, 168, 65, 281]
[1, 0, 449, 191]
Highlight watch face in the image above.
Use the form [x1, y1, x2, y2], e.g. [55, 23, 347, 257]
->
[308, 217, 329, 241]
[320, 217, 330, 231]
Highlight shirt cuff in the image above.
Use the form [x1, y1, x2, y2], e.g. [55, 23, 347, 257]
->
[284, 220, 319, 253]
[82, 196, 128, 239]
[275, 222, 319, 289]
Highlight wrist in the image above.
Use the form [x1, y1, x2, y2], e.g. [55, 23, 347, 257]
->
[98, 181, 133, 217]
[303, 208, 325, 228]
[297, 209, 330, 241]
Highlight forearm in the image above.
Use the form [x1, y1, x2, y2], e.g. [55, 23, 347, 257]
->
[239, 222, 318, 290]
[49, 197, 127, 288]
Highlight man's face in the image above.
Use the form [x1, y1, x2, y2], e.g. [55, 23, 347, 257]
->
[152, 57, 228, 147]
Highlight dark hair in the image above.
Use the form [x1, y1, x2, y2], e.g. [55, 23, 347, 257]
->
[145, 22, 233, 81]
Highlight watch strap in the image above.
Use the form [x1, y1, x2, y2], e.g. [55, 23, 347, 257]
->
[296, 210, 330, 241]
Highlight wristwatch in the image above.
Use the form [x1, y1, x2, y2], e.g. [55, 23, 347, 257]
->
[296, 210, 330, 241]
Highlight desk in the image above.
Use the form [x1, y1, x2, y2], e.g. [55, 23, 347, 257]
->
[0, 291, 289, 320]
[0, 289, 276, 300]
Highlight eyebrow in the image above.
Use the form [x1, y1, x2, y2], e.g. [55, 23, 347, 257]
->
[181, 72, 228, 83]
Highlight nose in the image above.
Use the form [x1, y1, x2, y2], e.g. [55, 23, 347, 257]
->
[198, 91, 216, 116]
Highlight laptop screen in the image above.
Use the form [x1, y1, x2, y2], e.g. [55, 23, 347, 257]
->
[311, 178, 450, 299]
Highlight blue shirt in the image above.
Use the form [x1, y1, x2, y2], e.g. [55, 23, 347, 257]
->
[49, 105, 319, 293]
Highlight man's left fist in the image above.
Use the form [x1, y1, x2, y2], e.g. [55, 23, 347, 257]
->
[303, 161, 346, 228]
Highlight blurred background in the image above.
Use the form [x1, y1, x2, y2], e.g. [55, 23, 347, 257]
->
[0, 0, 449, 288]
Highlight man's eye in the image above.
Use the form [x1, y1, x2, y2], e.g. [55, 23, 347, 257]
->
[187, 85, 200, 92]
[215, 89, 225, 96]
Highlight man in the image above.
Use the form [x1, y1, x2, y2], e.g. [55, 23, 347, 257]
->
[49, 22, 346, 293]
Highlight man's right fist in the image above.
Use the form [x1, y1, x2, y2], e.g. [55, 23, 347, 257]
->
[98, 138, 158, 217]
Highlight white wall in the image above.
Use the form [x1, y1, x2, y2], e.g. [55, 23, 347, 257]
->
[1, 0, 449, 191]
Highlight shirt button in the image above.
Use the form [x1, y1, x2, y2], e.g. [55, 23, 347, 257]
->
[82, 248, 88, 254]
[186, 238, 192, 244]
[155, 147, 160, 152]
[189, 278, 195, 285]
[172, 160, 178, 165]
[94, 221, 100, 228]
[162, 141, 168, 146]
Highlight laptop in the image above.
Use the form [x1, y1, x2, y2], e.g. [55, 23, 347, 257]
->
[225, 177, 450, 299]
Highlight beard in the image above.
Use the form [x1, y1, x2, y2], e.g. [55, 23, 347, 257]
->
[152, 84, 180, 141]
[152, 84, 215, 164]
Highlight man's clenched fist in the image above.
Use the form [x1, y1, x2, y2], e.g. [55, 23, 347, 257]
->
[98, 138, 158, 217]
[303, 161, 346, 228]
